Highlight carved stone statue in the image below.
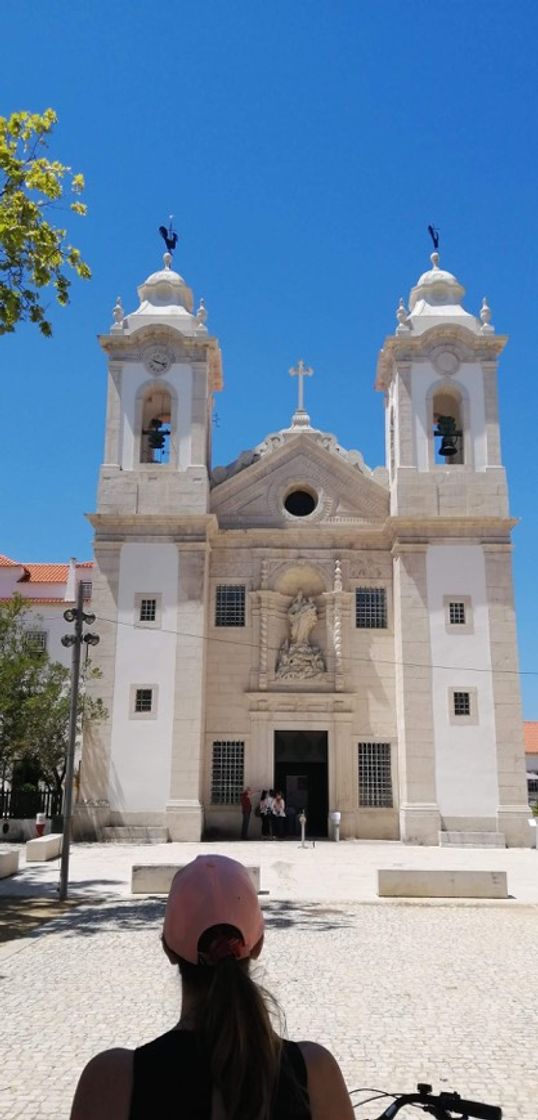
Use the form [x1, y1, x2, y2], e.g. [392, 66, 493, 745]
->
[276, 590, 326, 680]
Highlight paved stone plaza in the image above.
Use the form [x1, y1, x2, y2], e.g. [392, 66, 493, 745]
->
[0, 840, 537, 1118]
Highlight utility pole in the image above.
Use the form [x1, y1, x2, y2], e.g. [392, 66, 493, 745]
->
[59, 582, 99, 901]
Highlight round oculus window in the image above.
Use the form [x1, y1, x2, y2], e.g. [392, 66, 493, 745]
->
[284, 488, 318, 517]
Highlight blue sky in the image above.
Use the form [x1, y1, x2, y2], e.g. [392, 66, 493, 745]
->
[2, 1, 538, 714]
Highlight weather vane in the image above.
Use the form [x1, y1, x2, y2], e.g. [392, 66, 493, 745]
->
[428, 224, 440, 251]
[159, 215, 179, 254]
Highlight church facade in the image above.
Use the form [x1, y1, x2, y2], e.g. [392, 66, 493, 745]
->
[78, 246, 531, 847]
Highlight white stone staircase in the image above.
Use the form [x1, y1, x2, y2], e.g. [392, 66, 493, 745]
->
[439, 830, 506, 848]
[100, 826, 169, 844]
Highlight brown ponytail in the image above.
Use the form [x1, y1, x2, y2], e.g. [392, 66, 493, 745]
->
[177, 924, 282, 1120]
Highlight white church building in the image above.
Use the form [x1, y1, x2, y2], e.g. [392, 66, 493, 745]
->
[78, 245, 531, 847]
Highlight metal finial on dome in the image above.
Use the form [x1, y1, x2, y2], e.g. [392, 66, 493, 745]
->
[480, 296, 494, 334]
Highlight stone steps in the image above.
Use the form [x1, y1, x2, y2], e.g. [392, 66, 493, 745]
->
[100, 826, 169, 844]
[439, 830, 506, 848]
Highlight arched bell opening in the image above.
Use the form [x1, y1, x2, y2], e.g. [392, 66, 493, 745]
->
[431, 386, 465, 466]
[139, 387, 172, 464]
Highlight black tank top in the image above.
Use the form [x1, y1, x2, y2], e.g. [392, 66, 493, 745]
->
[130, 1029, 311, 1119]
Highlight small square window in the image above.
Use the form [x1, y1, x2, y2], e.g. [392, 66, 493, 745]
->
[135, 688, 153, 713]
[215, 585, 246, 627]
[449, 601, 466, 625]
[80, 581, 93, 600]
[26, 630, 48, 653]
[356, 587, 387, 629]
[453, 691, 471, 717]
[139, 598, 157, 623]
[134, 593, 162, 628]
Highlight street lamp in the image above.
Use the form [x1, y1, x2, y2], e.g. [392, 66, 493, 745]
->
[59, 582, 99, 901]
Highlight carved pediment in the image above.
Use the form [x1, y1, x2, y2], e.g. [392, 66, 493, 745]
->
[210, 434, 389, 528]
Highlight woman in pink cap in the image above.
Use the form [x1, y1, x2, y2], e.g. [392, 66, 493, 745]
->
[70, 853, 354, 1120]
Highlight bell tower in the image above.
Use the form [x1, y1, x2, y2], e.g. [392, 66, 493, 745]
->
[81, 245, 223, 842]
[376, 251, 530, 848]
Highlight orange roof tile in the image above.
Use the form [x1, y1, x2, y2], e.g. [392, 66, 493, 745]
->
[21, 563, 69, 583]
[0, 597, 72, 605]
[0, 554, 21, 568]
[523, 722, 538, 753]
[76, 561, 95, 569]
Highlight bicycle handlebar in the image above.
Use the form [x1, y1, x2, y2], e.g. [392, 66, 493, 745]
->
[356, 1082, 502, 1120]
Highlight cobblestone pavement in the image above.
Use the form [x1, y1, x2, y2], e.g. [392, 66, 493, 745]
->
[0, 896, 536, 1119]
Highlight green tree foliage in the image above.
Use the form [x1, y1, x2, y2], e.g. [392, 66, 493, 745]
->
[0, 108, 91, 337]
[0, 597, 105, 798]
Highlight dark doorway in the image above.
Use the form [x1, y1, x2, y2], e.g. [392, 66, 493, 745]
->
[274, 730, 328, 837]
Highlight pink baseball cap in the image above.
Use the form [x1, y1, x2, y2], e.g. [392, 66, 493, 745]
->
[163, 854, 264, 964]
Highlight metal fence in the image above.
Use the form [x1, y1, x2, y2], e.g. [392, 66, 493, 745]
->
[0, 786, 63, 820]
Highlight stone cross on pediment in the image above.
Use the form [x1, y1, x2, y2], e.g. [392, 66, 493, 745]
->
[289, 359, 313, 429]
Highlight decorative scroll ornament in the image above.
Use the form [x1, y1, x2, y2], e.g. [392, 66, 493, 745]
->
[275, 590, 326, 680]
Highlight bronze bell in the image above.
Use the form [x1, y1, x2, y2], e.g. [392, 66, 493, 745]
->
[438, 435, 458, 457]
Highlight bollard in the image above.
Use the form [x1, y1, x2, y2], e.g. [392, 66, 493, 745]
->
[35, 812, 46, 838]
[298, 811, 307, 848]
[330, 810, 341, 842]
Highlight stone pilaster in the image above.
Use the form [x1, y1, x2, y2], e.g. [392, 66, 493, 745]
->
[393, 544, 440, 843]
[79, 540, 121, 813]
[166, 545, 208, 840]
[483, 545, 531, 847]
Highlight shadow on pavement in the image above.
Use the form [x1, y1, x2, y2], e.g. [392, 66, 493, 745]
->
[0, 895, 354, 948]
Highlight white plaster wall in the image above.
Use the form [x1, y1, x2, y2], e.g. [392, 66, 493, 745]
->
[21, 606, 72, 668]
[412, 363, 487, 471]
[108, 543, 178, 811]
[119, 363, 193, 470]
[426, 544, 498, 817]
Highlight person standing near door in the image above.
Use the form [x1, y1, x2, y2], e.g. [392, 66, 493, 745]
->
[272, 790, 286, 839]
[240, 786, 252, 839]
[259, 789, 272, 839]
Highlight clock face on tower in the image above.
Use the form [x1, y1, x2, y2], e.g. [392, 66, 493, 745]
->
[145, 347, 171, 375]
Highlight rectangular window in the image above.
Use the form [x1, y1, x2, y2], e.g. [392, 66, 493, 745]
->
[215, 585, 246, 627]
[358, 742, 393, 807]
[139, 598, 157, 623]
[449, 601, 466, 625]
[453, 691, 471, 717]
[26, 630, 48, 653]
[135, 688, 153, 713]
[80, 581, 93, 600]
[211, 740, 245, 804]
[356, 587, 387, 629]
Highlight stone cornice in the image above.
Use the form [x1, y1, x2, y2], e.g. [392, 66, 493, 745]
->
[376, 325, 508, 390]
[87, 512, 218, 542]
[98, 327, 223, 391]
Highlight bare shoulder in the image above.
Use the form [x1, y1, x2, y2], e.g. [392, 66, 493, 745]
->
[70, 1048, 133, 1120]
[298, 1041, 355, 1120]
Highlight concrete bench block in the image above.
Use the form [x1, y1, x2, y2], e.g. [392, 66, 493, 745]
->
[377, 869, 508, 899]
[132, 863, 261, 895]
[0, 849, 19, 879]
[26, 833, 63, 862]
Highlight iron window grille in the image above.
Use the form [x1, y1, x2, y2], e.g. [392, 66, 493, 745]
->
[80, 581, 93, 600]
[358, 742, 393, 807]
[215, 585, 246, 627]
[139, 598, 157, 623]
[356, 587, 387, 629]
[449, 601, 466, 625]
[25, 630, 48, 653]
[211, 740, 245, 804]
[453, 691, 471, 717]
[135, 688, 153, 713]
